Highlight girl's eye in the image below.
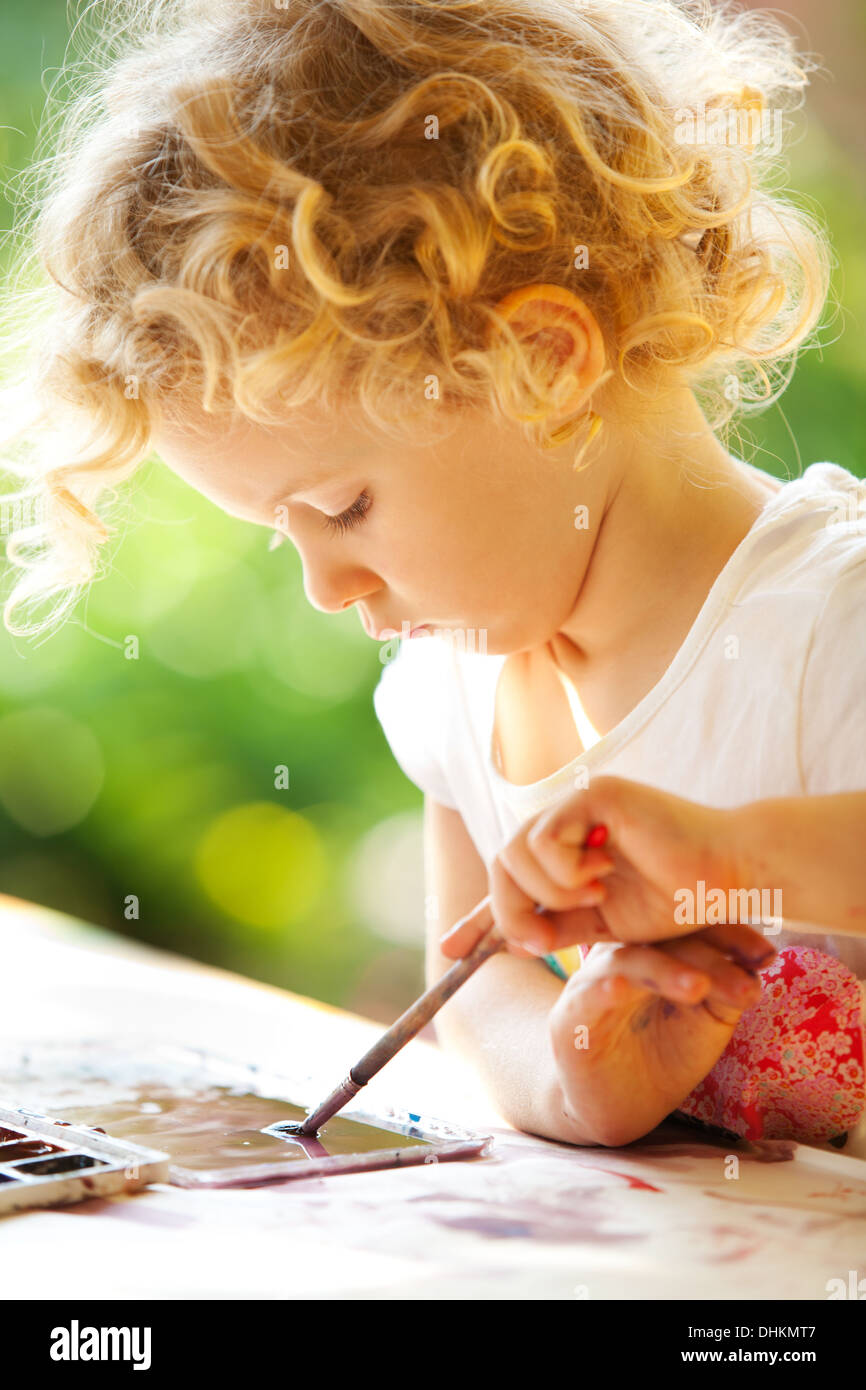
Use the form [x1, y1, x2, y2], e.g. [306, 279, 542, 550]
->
[322, 489, 372, 536]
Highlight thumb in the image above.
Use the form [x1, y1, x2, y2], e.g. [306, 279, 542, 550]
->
[438, 895, 495, 959]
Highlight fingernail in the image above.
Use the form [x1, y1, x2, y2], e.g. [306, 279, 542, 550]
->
[679, 971, 703, 991]
[571, 876, 607, 899]
[578, 887, 606, 906]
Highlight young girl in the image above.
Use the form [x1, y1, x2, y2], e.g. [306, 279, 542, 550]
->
[1, 3, 862, 1148]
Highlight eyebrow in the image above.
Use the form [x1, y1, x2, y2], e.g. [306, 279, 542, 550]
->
[268, 468, 343, 509]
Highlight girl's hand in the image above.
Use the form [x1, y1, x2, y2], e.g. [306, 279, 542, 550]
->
[548, 925, 776, 1146]
[440, 775, 758, 960]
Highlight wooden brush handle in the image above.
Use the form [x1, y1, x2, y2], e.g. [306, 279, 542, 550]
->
[350, 925, 505, 1086]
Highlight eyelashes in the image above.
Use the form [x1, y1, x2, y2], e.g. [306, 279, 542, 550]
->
[267, 490, 372, 549]
[321, 489, 372, 537]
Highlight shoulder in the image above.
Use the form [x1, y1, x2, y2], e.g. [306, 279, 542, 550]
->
[736, 463, 866, 600]
[766, 462, 865, 538]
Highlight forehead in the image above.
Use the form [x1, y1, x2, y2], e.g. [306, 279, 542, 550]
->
[151, 400, 380, 518]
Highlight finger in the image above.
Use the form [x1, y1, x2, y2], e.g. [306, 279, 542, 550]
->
[489, 855, 612, 954]
[438, 896, 494, 959]
[516, 902, 614, 956]
[577, 942, 714, 1004]
[529, 794, 604, 848]
[657, 935, 763, 1013]
[523, 827, 616, 893]
[499, 831, 615, 913]
[697, 922, 778, 968]
[438, 894, 537, 961]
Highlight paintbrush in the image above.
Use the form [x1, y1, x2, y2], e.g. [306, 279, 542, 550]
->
[285, 923, 506, 1137]
[287, 822, 610, 1137]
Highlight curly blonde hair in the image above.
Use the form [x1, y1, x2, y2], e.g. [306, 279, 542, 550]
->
[1, 0, 831, 637]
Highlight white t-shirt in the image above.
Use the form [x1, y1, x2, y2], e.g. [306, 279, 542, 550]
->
[373, 461, 866, 982]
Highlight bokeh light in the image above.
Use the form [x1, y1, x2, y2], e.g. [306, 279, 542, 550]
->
[348, 810, 426, 946]
[0, 706, 104, 835]
[194, 802, 327, 930]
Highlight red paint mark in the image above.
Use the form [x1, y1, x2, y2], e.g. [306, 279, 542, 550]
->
[579, 1163, 662, 1192]
[585, 824, 608, 849]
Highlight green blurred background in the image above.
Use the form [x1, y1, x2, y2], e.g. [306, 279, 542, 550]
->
[0, 0, 863, 1021]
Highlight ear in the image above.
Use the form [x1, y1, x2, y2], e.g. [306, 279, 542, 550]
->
[491, 283, 605, 414]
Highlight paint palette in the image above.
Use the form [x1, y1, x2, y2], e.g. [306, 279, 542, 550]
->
[0, 1041, 492, 1189]
[0, 1106, 170, 1215]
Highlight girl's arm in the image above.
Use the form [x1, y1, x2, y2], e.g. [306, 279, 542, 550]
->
[733, 793, 866, 937]
[423, 795, 597, 1144]
[424, 795, 771, 1148]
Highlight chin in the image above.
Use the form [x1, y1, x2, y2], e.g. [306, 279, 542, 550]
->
[411, 624, 491, 657]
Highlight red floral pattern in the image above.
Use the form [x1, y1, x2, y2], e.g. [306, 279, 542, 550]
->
[575, 942, 866, 1142]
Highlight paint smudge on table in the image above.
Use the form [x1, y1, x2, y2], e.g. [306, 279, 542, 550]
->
[409, 1187, 647, 1244]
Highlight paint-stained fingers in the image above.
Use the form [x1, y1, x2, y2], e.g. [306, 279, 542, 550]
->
[523, 814, 617, 891]
[499, 829, 615, 908]
[576, 942, 716, 1006]
[697, 921, 778, 968]
[488, 854, 613, 955]
[653, 935, 763, 1015]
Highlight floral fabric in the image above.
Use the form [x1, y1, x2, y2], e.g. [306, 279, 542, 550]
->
[562, 943, 866, 1143]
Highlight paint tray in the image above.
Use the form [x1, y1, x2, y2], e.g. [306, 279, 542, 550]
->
[0, 1040, 493, 1188]
[0, 1106, 169, 1215]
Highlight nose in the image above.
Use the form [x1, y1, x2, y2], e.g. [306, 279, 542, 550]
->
[304, 588, 359, 617]
[300, 565, 376, 618]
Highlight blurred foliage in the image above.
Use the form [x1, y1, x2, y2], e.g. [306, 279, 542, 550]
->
[0, 2, 863, 1021]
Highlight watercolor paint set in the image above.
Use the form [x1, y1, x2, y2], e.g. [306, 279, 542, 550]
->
[0, 1040, 492, 1202]
[0, 1105, 170, 1215]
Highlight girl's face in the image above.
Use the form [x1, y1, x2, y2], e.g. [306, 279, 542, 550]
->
[152, 399, 607, 656]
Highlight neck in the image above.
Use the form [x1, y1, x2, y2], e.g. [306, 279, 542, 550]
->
[555, 393, 775, 667]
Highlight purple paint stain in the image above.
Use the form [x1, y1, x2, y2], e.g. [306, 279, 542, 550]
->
[410, 1174, 652, 1245]
[426, 1194, 646, 1244]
